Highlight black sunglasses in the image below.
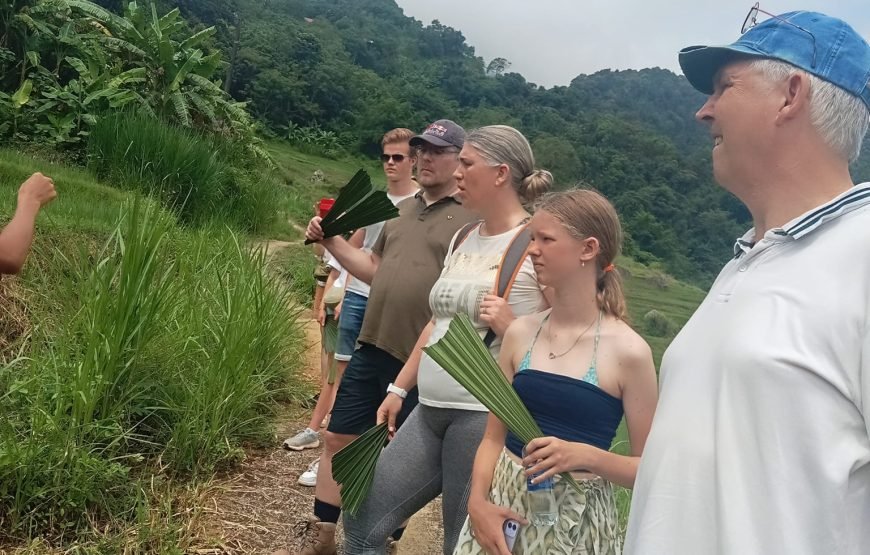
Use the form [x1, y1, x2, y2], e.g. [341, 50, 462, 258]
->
[380, 154, 408, 163]
[741, 2, 817, 68]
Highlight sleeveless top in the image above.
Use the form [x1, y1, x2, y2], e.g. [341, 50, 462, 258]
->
[505, 312, 624, 458]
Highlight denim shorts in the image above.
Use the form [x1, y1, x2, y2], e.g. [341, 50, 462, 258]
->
[335, 291, 367, 362]
[327, 343, 419, 435]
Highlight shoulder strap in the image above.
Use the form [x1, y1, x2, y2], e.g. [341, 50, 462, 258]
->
[494, 224, 532, 299]
[452, 221, 481, 254]
[483, 223, 533, 347]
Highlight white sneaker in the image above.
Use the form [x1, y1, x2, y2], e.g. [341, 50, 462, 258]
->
[298, 458, 319, 487]
[283, 428, 320, 451]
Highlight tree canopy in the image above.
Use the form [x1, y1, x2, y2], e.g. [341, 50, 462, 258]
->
[6, 0, 870, 285]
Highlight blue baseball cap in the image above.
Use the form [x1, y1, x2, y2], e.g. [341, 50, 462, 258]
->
[679, 10, 870, 108]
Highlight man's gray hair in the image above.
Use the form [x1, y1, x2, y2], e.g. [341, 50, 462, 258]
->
[751, 59, 869, 163]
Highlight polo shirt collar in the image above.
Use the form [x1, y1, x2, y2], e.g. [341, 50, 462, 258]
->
[733, 182, 870, 258]
[414, 190, 463, 205]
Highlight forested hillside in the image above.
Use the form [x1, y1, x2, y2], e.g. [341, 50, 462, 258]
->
[9, 0, 870, 284]
[150, 0, 870, 284]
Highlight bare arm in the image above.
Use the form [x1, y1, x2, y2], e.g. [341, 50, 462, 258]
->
[465, 321, 528, 555]
[523, 334, 658, 489]
[305, 217, 379, 284]
[0, 173, 57, 275]
[377, 320, 435, 435]
[392, 320, 434, 392]
[317, 266, 340, 326]
[348, 228, 365, 249]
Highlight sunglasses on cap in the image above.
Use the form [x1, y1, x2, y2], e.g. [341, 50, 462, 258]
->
[742, 2, 817, 68]
[380, 154, 408, 163]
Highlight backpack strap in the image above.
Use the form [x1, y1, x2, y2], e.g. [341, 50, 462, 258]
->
[452, 221, 481, 254]
[482, 223, 533, 347]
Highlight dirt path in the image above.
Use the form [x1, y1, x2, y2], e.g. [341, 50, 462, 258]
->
[196, 240, 443, 554]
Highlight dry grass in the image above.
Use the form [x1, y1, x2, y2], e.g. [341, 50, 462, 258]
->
[0, 278, 31, 362]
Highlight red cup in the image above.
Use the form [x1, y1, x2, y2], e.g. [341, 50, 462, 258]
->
[318, 198, 335, 218]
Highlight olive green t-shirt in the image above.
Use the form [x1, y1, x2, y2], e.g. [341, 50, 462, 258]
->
[357, 193, 475, 362]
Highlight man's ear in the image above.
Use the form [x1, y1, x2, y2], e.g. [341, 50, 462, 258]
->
[777, 72, 811, 125]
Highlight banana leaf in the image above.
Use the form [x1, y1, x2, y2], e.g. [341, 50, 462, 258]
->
[305, 169, 400, 245]
[423, 314, 583, 494]
[331, 422, 390, 516]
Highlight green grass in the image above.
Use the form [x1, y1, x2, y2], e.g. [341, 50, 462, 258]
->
[620, 256, 705, 367]
[0, 150, 307, 547]
[0, 150, 140, 234]
[87, 113, 287, 236]
[266, 140, 381, 226]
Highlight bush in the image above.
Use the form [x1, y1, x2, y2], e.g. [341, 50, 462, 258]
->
[87, 113, 282, 232]
[648, 268, 675, 290]
[643, 309, 677, 337]
[0, 201, 303, 535]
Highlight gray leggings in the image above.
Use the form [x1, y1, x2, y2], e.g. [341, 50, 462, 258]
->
[342, 403, 488, 555]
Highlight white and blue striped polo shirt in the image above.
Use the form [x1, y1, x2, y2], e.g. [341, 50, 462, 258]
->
[626, 183, 870, 555]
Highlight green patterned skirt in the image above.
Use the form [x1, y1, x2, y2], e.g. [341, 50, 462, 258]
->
[454, 449, 621, 555]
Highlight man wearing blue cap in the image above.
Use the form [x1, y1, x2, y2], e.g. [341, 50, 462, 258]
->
[626, 6, 870, 554]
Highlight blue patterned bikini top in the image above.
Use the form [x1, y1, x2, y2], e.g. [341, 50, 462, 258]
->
[505, 311, 624, 458]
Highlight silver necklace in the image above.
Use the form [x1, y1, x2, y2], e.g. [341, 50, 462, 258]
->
[546, 314, 596, 359]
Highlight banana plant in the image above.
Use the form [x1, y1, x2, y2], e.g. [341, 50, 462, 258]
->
[67, 0, 237, 132]
[33, 55, 149, 143]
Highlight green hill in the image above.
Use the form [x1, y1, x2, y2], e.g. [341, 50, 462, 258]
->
[128, 0, 868, 288]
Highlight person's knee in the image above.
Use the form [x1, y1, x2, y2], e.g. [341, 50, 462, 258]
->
[323, 431, 353, 454]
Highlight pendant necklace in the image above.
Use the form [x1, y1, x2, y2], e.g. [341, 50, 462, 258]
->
[546, 313, 597, 359]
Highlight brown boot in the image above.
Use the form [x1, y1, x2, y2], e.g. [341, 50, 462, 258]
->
[293, 516, 337, 555]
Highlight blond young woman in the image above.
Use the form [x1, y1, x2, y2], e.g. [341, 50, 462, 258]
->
[455, 190, 658, 555]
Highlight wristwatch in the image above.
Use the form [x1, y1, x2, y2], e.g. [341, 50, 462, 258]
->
[386, 383, 408, 399]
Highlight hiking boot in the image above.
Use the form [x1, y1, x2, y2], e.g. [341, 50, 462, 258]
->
[386, 536, 399, 555]
[298, 458, 319, 487]
[283, 428, 320, 451]
[293, 516, 337, 555]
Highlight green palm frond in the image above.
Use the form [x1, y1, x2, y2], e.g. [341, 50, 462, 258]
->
[157, 7, 181, 33]
[423, 314, 584, 494]
[305, 170, 399, 245]
[108, 67, 147, 88]
[331, 422, 389, 516]
[246, 143, 275, 169]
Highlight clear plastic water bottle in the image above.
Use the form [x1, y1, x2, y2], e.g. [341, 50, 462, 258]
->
[523, 447, 558, 526]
